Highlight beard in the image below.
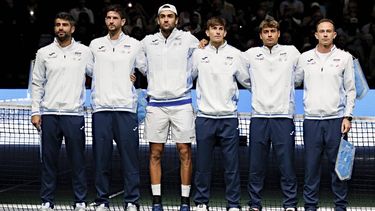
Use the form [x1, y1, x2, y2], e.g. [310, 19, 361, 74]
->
[161, 28, 173, 34]
[159, 21, 176, 33]
[55, 32, 70, 42]
[108, 25, 122, 36]
[160, 25, 174, 34]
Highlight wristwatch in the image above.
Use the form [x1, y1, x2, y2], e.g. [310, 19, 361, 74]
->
[344, 116, 353, 122]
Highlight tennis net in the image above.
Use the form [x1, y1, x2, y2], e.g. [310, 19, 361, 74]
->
[0, 103, 374, 210]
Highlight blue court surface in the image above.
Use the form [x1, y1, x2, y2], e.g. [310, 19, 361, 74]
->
[1, 88, 374, 210]
[1, 89, 374, 116]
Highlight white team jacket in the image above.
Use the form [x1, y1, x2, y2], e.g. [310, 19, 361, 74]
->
[88, 33, 144, 113]
[139, 28, 199, 104]
[31, 38, 92, 116]
[243, 44, 300, 118]
[192, 42, 250, 118]
[295, 46, 356, 119]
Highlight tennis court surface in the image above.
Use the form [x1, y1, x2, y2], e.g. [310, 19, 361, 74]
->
[1, 101, 374, 210]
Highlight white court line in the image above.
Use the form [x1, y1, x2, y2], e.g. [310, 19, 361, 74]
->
[1, 204, 375, 211]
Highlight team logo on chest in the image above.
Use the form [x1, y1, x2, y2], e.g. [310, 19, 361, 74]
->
[225, 56, 234, 65]
[331, 58, 341, 68]
[173, 37, 182, 46]
[279, 52, 287, 62]
[73, 51, 82, 61]
[121, 44, 131, 54]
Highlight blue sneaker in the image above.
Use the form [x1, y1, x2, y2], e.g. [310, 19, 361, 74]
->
[180, 204, 190, 211]
[152, 204, 164, 211]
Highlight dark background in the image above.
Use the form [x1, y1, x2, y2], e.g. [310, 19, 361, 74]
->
[1, 0, 375, 89]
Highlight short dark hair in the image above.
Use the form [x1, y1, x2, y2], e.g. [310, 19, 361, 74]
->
[105, 4, 126, 19]
[259, 18, 279, 32]
[206, 17, 226, 30]
[316, 18, 335, 31]
[55, 12, 75, 26]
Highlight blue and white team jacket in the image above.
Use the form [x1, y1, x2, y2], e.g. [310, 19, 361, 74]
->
[295, 46, 356, 119]
[243, 44, 300, 118]
[138, 28, 199, 106]
[192, 42, 250, 118]
[31, 38, 92, 116]
[88, 33, 144, 113]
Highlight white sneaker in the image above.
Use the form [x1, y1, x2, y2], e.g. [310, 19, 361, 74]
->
[285, 208, 296, 211]
[39, 202, 53, 211]
[74, 202, 86, 211]
[196, 204, 208, 211]
[126, 203, 138, 211]
[96, 204, 110, 211]
[228, 208, 240, 211]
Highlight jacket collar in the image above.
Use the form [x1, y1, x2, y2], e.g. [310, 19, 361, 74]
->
[314, 44, 337, 54]
[207, 40, 227, 52]
[262, 44, 280, 54]
[54, 37, 76, 49]
[157, 28, 180, 41]
[106, 32, 126, 42]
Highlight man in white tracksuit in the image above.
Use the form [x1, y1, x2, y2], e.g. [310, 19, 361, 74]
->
[31, 12, 91, 211]
[192, 17, 250, 211]
[243, 18, 300, 211]
[295, 18, 356, 211]
[88, 4, 144, 211]
[137, 4, 199, 211]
